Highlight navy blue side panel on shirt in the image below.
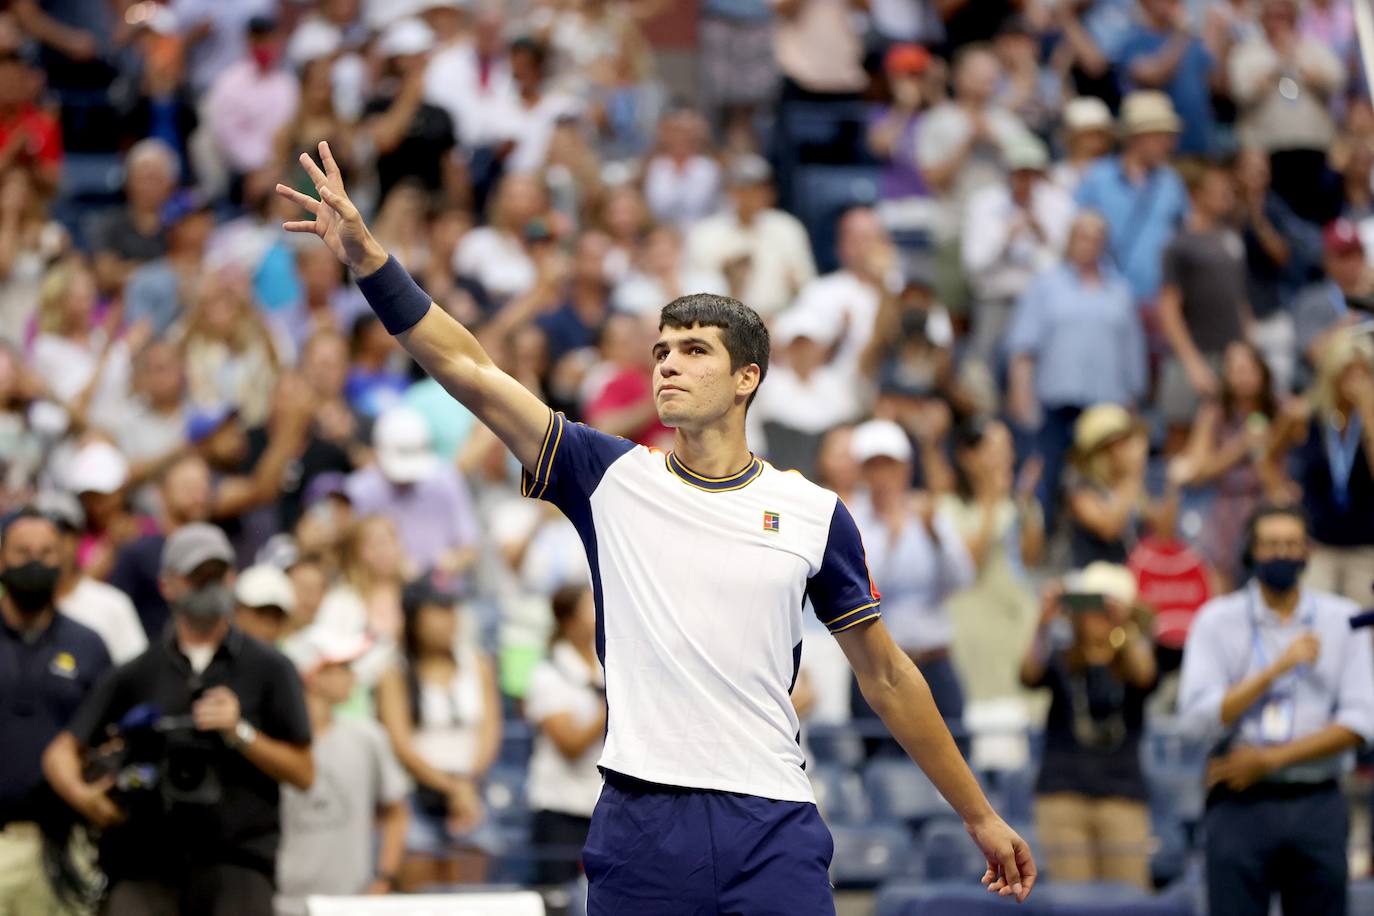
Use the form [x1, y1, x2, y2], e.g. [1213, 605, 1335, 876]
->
[807, 499, 882, 635]
[520, 410, 635, 668]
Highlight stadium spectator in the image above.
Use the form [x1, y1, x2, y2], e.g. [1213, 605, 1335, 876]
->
[503, 38, 581, 177]
[686, 154, 816, 318]
[376, 578, 501, 888]
[63, 438, 143, 580]
[867, 43, 936, 208]
[1264, 334, 1374, 603]
[277, 627, 409, 913]
[751, 307, 861, 479]
[1229, 0, 1346, 223]
[917, 44, 1028, 245]
[114, 341, 190, 489]
[1173, 342, 1279, 590]
[1235, 146, 1321, 395]
[345, 315, 409, 418]
[524, 584, 605, 884]
[961, 133, 1075, 373]
[944, 417, 1043, 706]
[582, 313, 673, 448]
[1006, 212, 1147, 529]
[861, 271, 962, 419]
[31, 258, 137, 428]
[454, 173, 549, 303]
[181, 273, 283, 426]
[1050, 96, 1115, 195]
[0, 165, 67, 347]
[1179, 503, 1374, 916]
[44, 522, 313, 916]
[90, 138, 177, 297]
[1021, 565, 1156, 890]
[40, 489, 146, 665]
[0, 38, 62, 189]
[534, 229, 614, 363]
[1157, 161, 1254, 442]
[991, 16, 1062, 140]
[0, 509, 110, 915]
[124, 190, 215, 336]
[613, 223, 727, 316]
[848, 419, 975, 737]
[363, 18, 459, 203]
[1075, 91, 1188, 307]
[204, 17, 301, 194]
[1294, 219, 1374, 375]
[642, 107, 721, 229]
[771, 0, 867, 104]
[1117, 0, 1218, 156]
[347, 405, 480, 577]
[1065, 404, 1153, 569]
[233, 562, 296, 645]
[698, 0, 775, 147]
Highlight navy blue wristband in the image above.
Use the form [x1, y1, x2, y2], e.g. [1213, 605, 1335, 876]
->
[354, 255, 431, 336]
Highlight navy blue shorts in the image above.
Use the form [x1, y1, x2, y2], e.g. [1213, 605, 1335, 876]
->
[583, 771, 835, 915]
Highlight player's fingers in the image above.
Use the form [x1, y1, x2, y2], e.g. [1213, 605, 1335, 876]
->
[318, 140, 342, 182]
[298, 151, 329, 188]
[317, 184, 358, 222]
[996, 845, 1022, 897]
[1015, 840, 1037, 901]
[275, 184, 320, 213]
[282, 220, 317, 234]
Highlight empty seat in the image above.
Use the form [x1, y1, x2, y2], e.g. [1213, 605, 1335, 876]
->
[810, 764, 871, 825]
[864, 759, 955, 825]
[875, 880, 1021, 916]
[829, 824, 916, 888]
[919, 819, 988, 882]
[807, 722, 865, 769]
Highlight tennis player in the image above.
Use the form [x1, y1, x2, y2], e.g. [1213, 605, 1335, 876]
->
[278, 142, 1035, 913]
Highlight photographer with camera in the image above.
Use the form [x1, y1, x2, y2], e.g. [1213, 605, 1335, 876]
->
[43, 523, 313, 916]
[1019, 561, 1157, 890]
[0, 508, 111, 914]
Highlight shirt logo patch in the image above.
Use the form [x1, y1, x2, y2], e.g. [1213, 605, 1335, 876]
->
[50, 651, 77, 679]
[763, 510, 780, 533]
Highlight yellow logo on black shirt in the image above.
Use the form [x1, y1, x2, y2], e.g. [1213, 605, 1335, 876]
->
[50, 651, 77, 678]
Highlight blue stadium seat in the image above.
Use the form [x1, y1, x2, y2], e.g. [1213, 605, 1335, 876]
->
[811, 764, 871, 825]
[829, 824, 917, 888]
[808, 723, 865, 769]
[978, 766, 1036, 826]
[864, 758, 955, 825]
[875, 880, 1022, 916]
[500, 719, 535, 767]
[918, 819, 988, 882]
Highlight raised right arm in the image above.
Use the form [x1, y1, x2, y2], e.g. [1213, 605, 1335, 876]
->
[277, 142, 552, 471]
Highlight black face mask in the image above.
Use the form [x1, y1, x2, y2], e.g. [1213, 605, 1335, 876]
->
[0, 561, 61, 615]
[1254, 557, 1306, 593]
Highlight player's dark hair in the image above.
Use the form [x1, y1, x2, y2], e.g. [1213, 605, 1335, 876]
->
[659, 294, 770, 406]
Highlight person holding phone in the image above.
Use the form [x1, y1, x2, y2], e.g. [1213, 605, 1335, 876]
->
[1019, 562, 1157, 890]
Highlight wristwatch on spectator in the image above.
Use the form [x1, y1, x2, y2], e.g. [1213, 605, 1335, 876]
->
[226, 720, 258, 750]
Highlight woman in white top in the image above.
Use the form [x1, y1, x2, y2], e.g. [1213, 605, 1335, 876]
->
[376, 577, 502, 889]
[313, 515, 406, 700]
[525, 584, 605, 884]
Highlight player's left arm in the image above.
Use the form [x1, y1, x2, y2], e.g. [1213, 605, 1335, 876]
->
[835, 619, 1035, 904]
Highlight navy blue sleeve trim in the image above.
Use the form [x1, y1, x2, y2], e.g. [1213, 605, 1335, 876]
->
[520, 412, 635, 508]
[807, 498, 881, 635]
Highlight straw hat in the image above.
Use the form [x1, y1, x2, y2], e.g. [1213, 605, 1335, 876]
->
[1119, 91, 1182, 136]
[1073, 404, 1140, 457]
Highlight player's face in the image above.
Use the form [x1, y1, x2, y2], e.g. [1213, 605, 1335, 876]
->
[652, 325, 752, 429]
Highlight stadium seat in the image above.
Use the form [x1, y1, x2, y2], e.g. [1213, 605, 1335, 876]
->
[874, 880, 1022, 916]
[875, 879, 1196, 916]
[485, 764, 531, 826]
[808, 722, 865, 769]
[829, 824, 917, 888]
[811, 764, 871, 825]
[918, 819, 988, 882]
[864, 758, 955, 825]
[500, 719, 535, 767]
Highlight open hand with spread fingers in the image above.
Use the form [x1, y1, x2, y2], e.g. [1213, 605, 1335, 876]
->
[276, 141, 387, 276]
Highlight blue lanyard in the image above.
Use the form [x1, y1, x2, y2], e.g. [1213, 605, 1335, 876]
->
[1249, 588, 1313, 678]
[1323, 413, 1363, 510]
[1329, 281, 1348, 317]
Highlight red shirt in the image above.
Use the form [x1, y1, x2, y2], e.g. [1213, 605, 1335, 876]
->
[585, 367, 672, 448]
[0, 104, 63, 172]
[1128, 536, 1212, 649]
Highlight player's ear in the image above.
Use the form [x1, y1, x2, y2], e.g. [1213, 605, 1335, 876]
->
[735, 363, 761, 401]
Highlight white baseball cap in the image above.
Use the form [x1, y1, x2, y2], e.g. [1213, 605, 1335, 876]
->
[774, 307, 841, 348]
[373, 405, 438, 484]
[284, 625, 374, 675]
[234, 564, 297, 614]
[287, 19, 342, 67]
[377, 17, 435, 58]
[850, 420, 913, 464]
[1063, 96, 1113, 135]
[1069, 561, 1139, 606]
[66, 441, 130, 495]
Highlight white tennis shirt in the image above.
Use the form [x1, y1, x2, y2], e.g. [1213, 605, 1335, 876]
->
[523, 411, 881, 803]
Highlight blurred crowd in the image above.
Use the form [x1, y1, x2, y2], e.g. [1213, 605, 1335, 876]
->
[0, 0, 1373, 912]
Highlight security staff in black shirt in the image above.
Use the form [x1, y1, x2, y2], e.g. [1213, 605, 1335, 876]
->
[0, 508, 111, 914]
[44, 523, 312, 916]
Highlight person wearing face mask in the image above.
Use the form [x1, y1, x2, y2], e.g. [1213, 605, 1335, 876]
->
[1177, 503, 1374, 916]
[42, 523, 313, 916]
[0, 508, 110, 915]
